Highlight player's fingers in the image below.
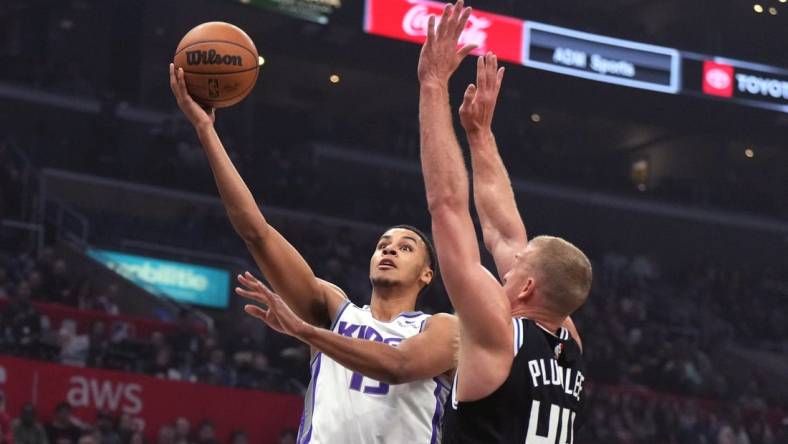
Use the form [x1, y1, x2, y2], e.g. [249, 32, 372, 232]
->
[476, 55, 486, 91]
[168, 64, 178, 95]
[451, 0, 464, 24]
[457, 43, 477, 62]
[486, 53, 497, 91]
[426, 15, 436, 42]
[496, 67, 505, 89]
[235, 287, 271, 306]
[237, 273, 258, 288]
[454, 7, 471, 40]
[242, 271, 263, 286]
[438, 4, 452, 36]
[243, 304, 270, 322]
[177, 67, 191, 98]
[253, 280, 281, 302]
[462, 83, 477, 104]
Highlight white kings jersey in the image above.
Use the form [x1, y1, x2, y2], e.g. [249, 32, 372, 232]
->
[296, 301, 450, 444]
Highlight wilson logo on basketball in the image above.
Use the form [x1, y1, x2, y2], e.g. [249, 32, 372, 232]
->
[185, 49, 243, 66]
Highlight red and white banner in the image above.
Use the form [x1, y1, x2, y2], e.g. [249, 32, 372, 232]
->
[0, 356, 302, 444]
[364, 0, 525, 65]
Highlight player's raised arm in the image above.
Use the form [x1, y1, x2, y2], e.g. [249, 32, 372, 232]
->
[169, 64, 344, 327]
[459, 59, 583, 348]
[417, 2, 513, 400]
[459, 56, 526, 278]
[236, 273, 457, 384]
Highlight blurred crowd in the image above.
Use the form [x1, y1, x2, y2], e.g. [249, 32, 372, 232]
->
[583, 387, 786, 444]
[0, 246, 309, 395]
[0, 396, 297, 444]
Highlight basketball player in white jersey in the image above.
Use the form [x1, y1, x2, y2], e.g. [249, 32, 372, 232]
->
[169, 57, 461, 441]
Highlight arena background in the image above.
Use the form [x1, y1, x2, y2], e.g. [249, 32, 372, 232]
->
[0, 0, 786, 443]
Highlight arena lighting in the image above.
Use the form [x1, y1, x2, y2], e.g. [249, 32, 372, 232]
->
[745, 148, 755, 158]
[530, 113, 541, 122]
[330, 74, 341, 83]
[768, 7, 778, 14]
[754, 4, 764, 13]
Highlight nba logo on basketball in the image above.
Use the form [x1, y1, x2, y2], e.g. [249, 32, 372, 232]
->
[702, 61, 734, 97]
[208, 79, 220, 98]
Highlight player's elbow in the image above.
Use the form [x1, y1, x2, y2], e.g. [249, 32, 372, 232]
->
[427, 195, 467, 216]
[379, 351, 413, 385]
[237, 219, 271, 244]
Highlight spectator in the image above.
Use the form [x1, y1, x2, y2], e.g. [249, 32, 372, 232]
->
[93, 284, 120, 315]
[58, 320, 90, 367]
[236, 352, 281, 391]
[149, 347, 180, 380]
[173, 417, 191, 444]
[86, 320, 109, 368]
[277, 429, 296, 444]
[128, 432, 145, 444]
[11, 404, 49, 444]
[194, 421, 217, 444]
[28, 270, 45, 300]
[157, 425, 176, 444]
[229, 430, 247, 444]
[45, 402, 82, 444]
[95, 410, 121, 444]
[197, 350, 235, 387]
[4, 281, 42, 357]
[46, 259, 76, 306]
[0, 391, 11, 444]
[117, 413, 137, 444]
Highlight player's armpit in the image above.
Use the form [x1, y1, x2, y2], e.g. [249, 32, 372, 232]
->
[317, 278, 350, 326]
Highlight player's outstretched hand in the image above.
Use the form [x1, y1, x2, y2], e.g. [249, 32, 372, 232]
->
[235, 271, 312, 340]
[417, 0, 477, 88]
[459, 53, 504, 135]
[169, 63, 215, 129]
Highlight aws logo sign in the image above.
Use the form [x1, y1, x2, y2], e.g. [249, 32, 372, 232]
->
[66, 376, 143, 414]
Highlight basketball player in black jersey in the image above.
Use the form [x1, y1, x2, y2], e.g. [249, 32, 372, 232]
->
[417, 3, 592, 442]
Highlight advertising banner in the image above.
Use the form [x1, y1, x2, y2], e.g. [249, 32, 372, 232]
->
[0, 356, 302, 444]
[87, 249, 230, 309]
[523, 21, 680, 94]
[364, 0, 525, 64]
[683, 56, 788, 113]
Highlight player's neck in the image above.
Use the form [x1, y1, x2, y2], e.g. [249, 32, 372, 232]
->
[369, 285, 419, 322]
[511, 305, 564, 334]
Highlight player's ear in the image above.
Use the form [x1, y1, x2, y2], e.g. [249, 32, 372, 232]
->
[516, 277, 536, 303]
[420, 267, 434, 287]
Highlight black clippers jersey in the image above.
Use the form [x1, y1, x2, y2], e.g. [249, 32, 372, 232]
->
[442, 318, 587, 444]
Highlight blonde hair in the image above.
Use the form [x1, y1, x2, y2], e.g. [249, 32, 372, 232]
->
[528, 235, 592, 317]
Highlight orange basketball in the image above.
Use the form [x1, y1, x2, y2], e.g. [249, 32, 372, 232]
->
[173, 22, 260, 108]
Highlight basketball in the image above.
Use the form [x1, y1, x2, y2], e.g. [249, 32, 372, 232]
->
[173, 22, 260, 108]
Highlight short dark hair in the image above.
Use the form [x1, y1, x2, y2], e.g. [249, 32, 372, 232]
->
[388, 225, 439, 296]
